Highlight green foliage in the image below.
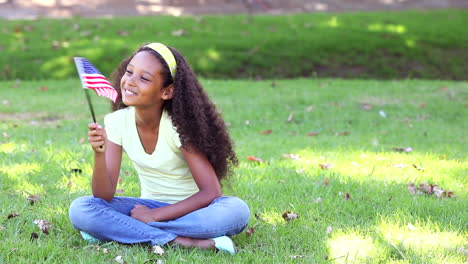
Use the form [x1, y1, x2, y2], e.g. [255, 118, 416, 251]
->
[0, 9, 467, 81]
[0, 79, 467, 263]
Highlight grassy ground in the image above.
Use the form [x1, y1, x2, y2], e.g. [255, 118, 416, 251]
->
[0, 78, 467, 263]
[1, 9, 467, 81]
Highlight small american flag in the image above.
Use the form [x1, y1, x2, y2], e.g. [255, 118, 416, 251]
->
[74, 57, 118, 103]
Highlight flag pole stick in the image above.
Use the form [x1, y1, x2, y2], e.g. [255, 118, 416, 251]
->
[84, 89, 97, 123]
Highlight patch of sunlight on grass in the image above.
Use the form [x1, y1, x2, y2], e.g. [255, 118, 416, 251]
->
[206, 48, 221, 60]
[41, 56, 74, 79]
[368, 23, 406, 34]
[405, 39, 416, 48]
[0, 162, 41, 177]
[43, 148, 93, 175]
[60, 175, 89, 193]
[328, 231, 384, 263]
[288, 149, 464, 184]
[77, 47, 104, 58]
[322, 16, 339, 28]
[258, 210, 288, 226]
[0, 142, 17, 153]
[378, 220, 467, 255]
[8, 180, 45, 195]
[1, 162, 45, 194]
[386, 261, 411, 264]
[197, 57, 210, 70]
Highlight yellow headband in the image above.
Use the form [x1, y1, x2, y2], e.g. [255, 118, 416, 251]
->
[145, 42, 177, 79]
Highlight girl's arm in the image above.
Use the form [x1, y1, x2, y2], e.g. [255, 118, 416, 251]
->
[131, 145, 222, 223]
[88, 123, 123, 202]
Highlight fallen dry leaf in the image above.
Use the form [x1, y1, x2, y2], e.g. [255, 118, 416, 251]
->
[151, 245, 165, 255]
[67, 180, 73, 188]
[171, 29, 187, 37]
[33, 219, 52, 234]
[278, 179, 286, 183]
[338, 131, 350, 136]
[306, 132, 319, 136]
[418, 182, 434, 194]
[118, 31, 128, 36]
[323, 178, 329, 186]
[393, 147, 412, 153]
[306, 105, 315, 112]
[30, 232, 39, 240]
[432, 186, 446, 198]
[254, 213, 265, 221]
[245, 227, 255, 236]
[319, 163, 332, 170]
[247, 156, 263, 163]
[408, 182, 418, 195]
[115, 256, 126, 264]
[260, 129, 272, 135]
[27, 194, 40, 205]
[418, 103, 426, 108]
[408, 182, 455, 198]
[40, 86, 48, 92]
[282, 210, 299, 222]
[282, 153, 300, 160]
[361, 103, 373, 111]
[412, 164, 424, 171]
[7, 213, 18, 219]
[295, 168, 305, 173]
[287, 112, 294, 123]
[343, 193, 351, 200]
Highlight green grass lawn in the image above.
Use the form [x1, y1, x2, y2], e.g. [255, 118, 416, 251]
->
[0, 78, 467, 263]
[1, 9, 467, 81]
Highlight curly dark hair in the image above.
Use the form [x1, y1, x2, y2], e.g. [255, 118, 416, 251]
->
[109, 44, 238, 180]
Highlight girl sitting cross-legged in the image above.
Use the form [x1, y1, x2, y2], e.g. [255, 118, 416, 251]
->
[69, 42, 250, 254]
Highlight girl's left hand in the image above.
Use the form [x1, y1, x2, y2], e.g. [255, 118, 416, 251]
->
[130, 205, 156, 223]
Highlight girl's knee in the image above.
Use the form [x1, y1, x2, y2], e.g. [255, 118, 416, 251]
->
[69, 196, 104, 229]
[218, 196, 250, 225]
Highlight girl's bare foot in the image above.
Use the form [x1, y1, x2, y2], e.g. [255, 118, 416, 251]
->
[169, 236, 215, 250]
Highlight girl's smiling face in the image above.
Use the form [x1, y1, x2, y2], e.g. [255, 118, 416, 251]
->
[120, 51, 169, 108]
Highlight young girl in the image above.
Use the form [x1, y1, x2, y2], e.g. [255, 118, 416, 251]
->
[69, 42, 250, 254]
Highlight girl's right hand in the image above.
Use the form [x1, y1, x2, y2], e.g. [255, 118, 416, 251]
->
[88, 123, 107, 153]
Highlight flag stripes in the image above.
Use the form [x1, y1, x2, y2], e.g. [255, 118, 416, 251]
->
[74, 57, 118, 103]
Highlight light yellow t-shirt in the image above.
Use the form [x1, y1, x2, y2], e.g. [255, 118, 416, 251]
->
[104, 107, 199, 204]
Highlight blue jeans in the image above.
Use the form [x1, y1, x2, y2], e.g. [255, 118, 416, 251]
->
[69, 196, 250, 245]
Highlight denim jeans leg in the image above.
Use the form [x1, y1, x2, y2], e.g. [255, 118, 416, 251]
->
[69, 196, 177, 245]
[69, 196, 250, 245]
[148, 196, 250, 239]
